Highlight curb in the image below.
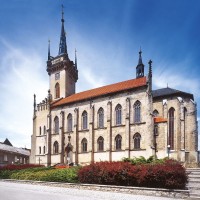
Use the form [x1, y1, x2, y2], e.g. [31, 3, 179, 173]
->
[0, 179, 190, 199]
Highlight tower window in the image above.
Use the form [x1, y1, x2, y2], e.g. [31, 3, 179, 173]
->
[39, 146, 41, 154]
[115, 104, 122, 125]
[55, 82, 60, 99]
[55, 72, 60, 80]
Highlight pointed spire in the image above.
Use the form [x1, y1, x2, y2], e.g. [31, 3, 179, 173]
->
[138, 47, 143, 65]
[75, 48, 77, 69]
[48, 39, 51, 60]
[148, 59, 152, 78]
[58, 4, 68, 55]
[33, 94, 36, 116]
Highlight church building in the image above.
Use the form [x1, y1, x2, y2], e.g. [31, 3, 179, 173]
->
[30, 9, 199, 167]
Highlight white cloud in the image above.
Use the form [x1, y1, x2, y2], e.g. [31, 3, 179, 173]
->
[0, 39, 48, 148]
[153, 64, 200, 99]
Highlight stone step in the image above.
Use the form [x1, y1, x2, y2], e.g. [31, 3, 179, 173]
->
[190, 193, 200, 199]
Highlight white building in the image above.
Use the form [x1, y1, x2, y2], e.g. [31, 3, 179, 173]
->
[30, 9, 199, 167]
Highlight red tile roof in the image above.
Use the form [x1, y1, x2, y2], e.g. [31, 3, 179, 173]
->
[52, 76, 147, 107]
[154, 117, 167, 123]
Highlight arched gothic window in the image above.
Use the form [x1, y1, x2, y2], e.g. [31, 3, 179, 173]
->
[43, 146, 45, 154]
[133, 133, 141, 149]
[82, 111, 88, 130]
[97, 136, 104, 151]
[153, 109, 159, 117]
[115, 104, 122, 125]
[43, 126, 46, 135]
[183, 107, 187, 149]
[67, 113, 73, 132]
[54, 116, 59, 134]
[154, 125, 158, 136]
[81, 138, 87, 152]
[39, 126, 41, 135]
[115, 134, 122, 150]
[39, 146, 41, 154]
[98, 108, 104, 128]
[55, 82, 60, 99]
[134, 101, 141, 123]
[53, 141, 59, 154]
[169, 107, 175, 150]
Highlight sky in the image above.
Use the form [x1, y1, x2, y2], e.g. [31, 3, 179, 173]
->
[0, 0, 200, 150]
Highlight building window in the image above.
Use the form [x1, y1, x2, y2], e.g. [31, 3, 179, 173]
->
[169, 107, 175, 150]
[39, 126, 41, 135]
[39, 146, 41, 154]
[153, 109, 159, 117]
[3, 154, 8, 162]
[97, 136, 104, 151]
[81, 138, 87, 152]
[154, 125, 158, 136]
[55, 72, 60, 80]
[43, 126, 46, 135]
[67, 113, 73, 132]
[54, 116, 59, 134]
[133, 133, 141, 149]
[115, 104, 122, 125]
[15, 156, 18, 163]
[53, 141, 59, 154]
[98, 108, 104, 128]
[82, 111, 88, 130]
[55, 82, 60, 99]
[43, 146, 45, 154]
[115, 134, 122, 150]
[183, 107, 187, 149]
[134, 101, 141, 123]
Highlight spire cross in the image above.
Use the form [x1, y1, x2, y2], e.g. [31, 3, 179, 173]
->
[61, 4, 64, 20]
[139, 46, 142, 55]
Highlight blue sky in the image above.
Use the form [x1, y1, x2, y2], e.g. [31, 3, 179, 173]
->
[0, 0, 199, 149]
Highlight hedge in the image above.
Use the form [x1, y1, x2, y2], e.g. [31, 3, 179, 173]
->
[0, 166, 79, 183]
[0, 164, 44, 171]
[78, 159, 188, 189]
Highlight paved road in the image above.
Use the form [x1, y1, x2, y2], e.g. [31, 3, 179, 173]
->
[0, 181, 181, 200]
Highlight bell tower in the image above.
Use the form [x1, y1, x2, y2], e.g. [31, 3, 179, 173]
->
[136, 49, 144, 78]
[46, 5, 78, 100]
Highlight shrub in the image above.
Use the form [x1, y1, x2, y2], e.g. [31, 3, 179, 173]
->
[9, 167, 79, 183]
[78, 160, 188, 189]
[122, 156, 167, 165]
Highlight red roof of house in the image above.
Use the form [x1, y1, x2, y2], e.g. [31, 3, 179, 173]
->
[154, 117, 167, 123]
[52, 76, 147, 107]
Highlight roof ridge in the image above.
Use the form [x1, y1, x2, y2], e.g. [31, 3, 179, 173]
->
[52, 76, 147, 107]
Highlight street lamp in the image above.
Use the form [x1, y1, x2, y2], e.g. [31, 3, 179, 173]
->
[167, 145, 170, 158]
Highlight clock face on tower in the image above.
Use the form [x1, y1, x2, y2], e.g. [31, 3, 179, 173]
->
[55, 72, 60, 80]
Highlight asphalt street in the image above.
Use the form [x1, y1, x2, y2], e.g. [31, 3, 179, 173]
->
[0, 181, 182, 200]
